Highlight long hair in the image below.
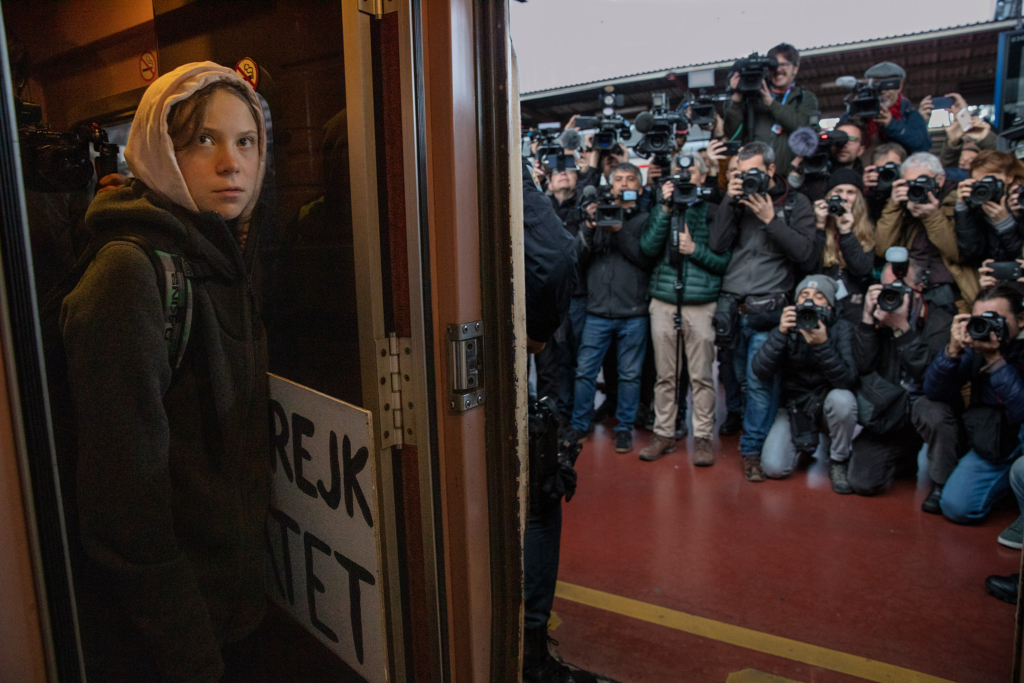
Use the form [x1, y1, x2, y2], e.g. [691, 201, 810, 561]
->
[822, 189, 875, 269]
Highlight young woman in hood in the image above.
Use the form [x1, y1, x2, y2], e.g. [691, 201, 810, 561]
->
[60, 62, 271, 682]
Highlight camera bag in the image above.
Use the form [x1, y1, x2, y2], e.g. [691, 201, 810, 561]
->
[745, 292, 788, 332]
[713, 292, 740, 348]
[855, 372, 909, 436]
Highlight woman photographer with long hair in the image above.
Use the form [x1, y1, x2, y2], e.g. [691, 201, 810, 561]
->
[807, 168, 877, 323]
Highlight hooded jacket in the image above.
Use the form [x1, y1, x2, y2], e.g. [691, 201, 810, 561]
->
[60, 62, 269, 683]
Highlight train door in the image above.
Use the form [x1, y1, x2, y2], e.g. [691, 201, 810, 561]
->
[0, 0, 524, 681]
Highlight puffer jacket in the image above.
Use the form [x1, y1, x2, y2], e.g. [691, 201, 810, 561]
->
[752, 317, 858, 407]
[59, 62, 270, 683]
[640, 200, 730, 305]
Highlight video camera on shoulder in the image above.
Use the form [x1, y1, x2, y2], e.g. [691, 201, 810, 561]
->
[525, 122, 582, 173]
[967, 175, 1005, 209]
[738, 167, 770, 199]
[634, 93, 688, 159]
[844, 77, 901, 119]
[684, 90, 720, 127]
[906, 175, 938, 204]
[802, 129, 849, 179]
[967, 311, 1009, 343]
[878, 246, 913, 312]
[876, 162, 901, 195]
[794, 299, 828, 331]
[734, 53, 778, 95]
[16, 98, 119, 193]
[576, 91, 632, 152]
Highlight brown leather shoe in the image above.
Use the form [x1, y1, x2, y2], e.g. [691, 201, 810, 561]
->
[742, 455, 766, 482]
[693, 437, 715, 466]
[639, 435, 676, 462]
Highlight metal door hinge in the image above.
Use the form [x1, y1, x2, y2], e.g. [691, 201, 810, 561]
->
[358, 0, 398, 18]
[376, 333, 417, 449]
[447, 321, 485, 412]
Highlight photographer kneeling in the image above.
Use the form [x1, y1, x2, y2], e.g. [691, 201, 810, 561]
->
[752, 276, 858, 492]
[638, 154, 729, 463]
[954, 150, 1024, 268]
[924, 285, 1024, 524]
[846, 253, 957, 506]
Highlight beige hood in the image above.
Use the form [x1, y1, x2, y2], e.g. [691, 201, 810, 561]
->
[124, 61, 267, 222]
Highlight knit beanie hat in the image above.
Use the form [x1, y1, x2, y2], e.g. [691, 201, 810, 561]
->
[795, 274, 839, 308]
[826, 167, 864, 193]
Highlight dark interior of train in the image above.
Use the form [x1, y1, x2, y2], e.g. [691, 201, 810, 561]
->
[2, 1, 1021, 682]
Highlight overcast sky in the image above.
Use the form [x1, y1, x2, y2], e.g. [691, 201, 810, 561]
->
[510, 0, 1000, 94]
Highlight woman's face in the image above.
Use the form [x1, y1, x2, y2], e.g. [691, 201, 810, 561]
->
[830, 183, 860, 206]
[175, 90, 259, 220]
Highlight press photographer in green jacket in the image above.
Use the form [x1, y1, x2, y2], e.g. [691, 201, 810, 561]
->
[638, 154, 731, 464]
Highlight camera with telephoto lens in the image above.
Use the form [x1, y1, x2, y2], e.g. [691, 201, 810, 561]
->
[794, 299, 828, 331]
[16, 98, 119, 193]
[878, 246, 912, 312]
[845, 77, 902, 119]
[738, 167, 770, 199]
[734, 53, 778, 94]
[967, 175, 1006, 209]
[967, 311, 1009, 343]
[801, 129, 849, 179]
[827, 194, 846, 216]
[634, 93, 688, 158]
[990, 261, 1023, 282]
[594, 188, 625, 228]
[906, 175, 938, 204]
[876, 161, 901, 195]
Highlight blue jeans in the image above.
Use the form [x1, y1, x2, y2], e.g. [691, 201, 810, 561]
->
[571, 314, 649, 434]
[941, 448, 1021, 524]
[736, 315, 781, 457]
[523, 500, 561, 629]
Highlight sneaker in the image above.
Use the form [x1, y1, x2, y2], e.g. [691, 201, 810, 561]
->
[829, 460, 853, 494]
[639, 435, 675, 462]
[999, 515, 1024, 550]
[985, 573, 1020, 605]
[523, 627, 598, 683]
[614, 430, 633, 453]
[742, 455, 765, 482]
[921, 482, 943, 515]
[719, 411, 743, 437]
[692, 437, 715, 466]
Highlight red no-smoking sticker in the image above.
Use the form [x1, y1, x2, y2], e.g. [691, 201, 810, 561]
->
[139, 52, 157, 82]
[234, 58, 259, 90]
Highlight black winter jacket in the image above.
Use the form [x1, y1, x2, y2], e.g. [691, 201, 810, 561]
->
[579, 205, 657, 318]
[954, 204, 1024, 268]
[523, 161, 579, 342]
[551, 192, 589, 298]
[752, 318, 858, 410]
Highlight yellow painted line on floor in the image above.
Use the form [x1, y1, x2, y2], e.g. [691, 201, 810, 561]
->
[555, 581, 956, 683]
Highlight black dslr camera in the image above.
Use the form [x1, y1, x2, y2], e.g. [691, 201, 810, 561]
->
[802, 129, 850, 179]
[794, 299, 828, 331]
[906, 175, 938, 204]
[738, 167, 770, 199]
[967, 175, 1006, 208]
[16, 98, 119, 193]
[876, 162, 901, 195]
[990, 261, 1023, 282]
[845, 77, 902, 119]
[878, 246, 912, 312]
[734, 53, 778, 94]
[827, 195, 846, 217]
[967, 311, 1009, 343]
[634, 93, 688, 158]
[575, 112, 632, 152]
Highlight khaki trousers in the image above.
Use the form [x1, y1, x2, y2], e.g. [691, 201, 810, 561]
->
[649, 298, 717, 439]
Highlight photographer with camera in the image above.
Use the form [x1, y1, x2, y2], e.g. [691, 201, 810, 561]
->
[954, 151, 1024, 269]
[807, 169, 876, 323]
[845, 253, 958, 505]
[862, 142, 907, 222]
[752, 276, 859, 492]
[923, 285, 1024, 524]
[858, 62, 931, 155]
[709, 141, 816, 481]
[939, 94, 996, 170]
[875, 152, 978, 311]
[636, 154, 729, 464]
[566, 163, 657, 454]
[789, 121, 867, 203]
[723, 43, 819, 177]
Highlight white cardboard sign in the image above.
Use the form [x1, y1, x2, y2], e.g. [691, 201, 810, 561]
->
[265, 374, 386, 682]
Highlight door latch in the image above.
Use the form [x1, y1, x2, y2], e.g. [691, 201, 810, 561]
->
[447, 321, 485, 412]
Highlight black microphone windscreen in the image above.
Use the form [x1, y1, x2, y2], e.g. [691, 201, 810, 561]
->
[559, 128, 582, 150]
[788, 126, 820, 158]
[634, 112, 655, 134]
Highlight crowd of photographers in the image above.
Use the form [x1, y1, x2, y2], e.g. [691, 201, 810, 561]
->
[523, 43, 1024, 624]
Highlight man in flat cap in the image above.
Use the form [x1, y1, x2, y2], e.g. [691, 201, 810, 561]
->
[861, 61, 932, 154]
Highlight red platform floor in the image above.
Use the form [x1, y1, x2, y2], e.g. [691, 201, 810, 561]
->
[552, 401, 1021, 683]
